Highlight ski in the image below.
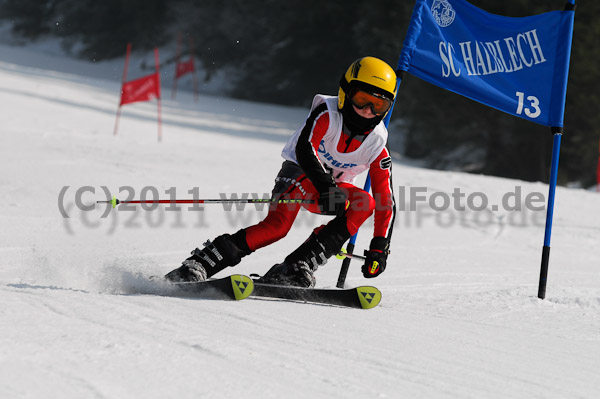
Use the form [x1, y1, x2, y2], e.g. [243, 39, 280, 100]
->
[161, 274, 254, 301]
[251, 282, 381, 309]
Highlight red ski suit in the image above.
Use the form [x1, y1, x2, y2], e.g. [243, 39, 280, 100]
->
[244, 100, 395, 252]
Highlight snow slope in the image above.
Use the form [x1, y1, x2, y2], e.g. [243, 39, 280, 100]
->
[1, 43, 599, 399]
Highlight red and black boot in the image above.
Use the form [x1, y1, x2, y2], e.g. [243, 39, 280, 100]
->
[258, 218, 351, 288]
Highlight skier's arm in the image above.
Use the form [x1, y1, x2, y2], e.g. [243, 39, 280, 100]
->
[369, 147, 396, 242]
[294, 103, 335, 193]
[362, 147, 395, 278]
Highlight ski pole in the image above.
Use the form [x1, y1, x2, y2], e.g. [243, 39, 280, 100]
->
[97, 196, 314, 208]
[336, 174, 371, 288]
[336, 249, 366, 261]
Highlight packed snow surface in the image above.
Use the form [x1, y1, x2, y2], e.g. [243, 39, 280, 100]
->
[1, 43, 599, 399]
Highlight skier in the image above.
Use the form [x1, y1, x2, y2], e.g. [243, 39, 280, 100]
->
[165, 56, 397, 288]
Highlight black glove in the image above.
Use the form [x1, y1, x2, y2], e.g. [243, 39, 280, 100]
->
[362, 237, 389, 278]
[318, 186, 348, 216]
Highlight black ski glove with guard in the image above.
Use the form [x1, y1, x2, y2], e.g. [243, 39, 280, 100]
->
[362, 237, 389, 278]
[318, 186, 348, 217]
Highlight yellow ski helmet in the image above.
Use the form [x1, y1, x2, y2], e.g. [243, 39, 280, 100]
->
[338, 56, 397, 113]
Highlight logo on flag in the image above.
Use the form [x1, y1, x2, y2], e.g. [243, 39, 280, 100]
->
[431, 0, 456, 27]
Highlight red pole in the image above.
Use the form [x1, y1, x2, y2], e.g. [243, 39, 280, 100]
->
[171, 32, 182, 99]
[113, 105, 123, 137]
[114, 43, 132, 136]
[596, 137, 600, 192]
[190, 36, 199, 102]
[155, 47, 163, 142]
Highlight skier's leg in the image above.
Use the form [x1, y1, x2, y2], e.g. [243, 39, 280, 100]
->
[259, 184, 376, 287]
[244, 202, 300, 251]
[243, 160, 317, 250]
[164, 208, 298, 283]
[258, 216, 351, 287]
[165, 161, 310, 282]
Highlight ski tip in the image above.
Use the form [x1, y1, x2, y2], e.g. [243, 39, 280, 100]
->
[230, 274, 254, 300]
[356, 286, 382, 309]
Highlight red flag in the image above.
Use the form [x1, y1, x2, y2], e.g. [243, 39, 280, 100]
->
[114, 45, 162, 141]
[120, 73, 160, 106]
[175, 58, 195, 78]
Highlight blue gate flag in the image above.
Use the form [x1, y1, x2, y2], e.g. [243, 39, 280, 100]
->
[399, 0, 575, 127]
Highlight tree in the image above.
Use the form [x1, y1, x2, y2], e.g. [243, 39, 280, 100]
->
[53, 0, 170, 60]
[0, 0, 58, 39]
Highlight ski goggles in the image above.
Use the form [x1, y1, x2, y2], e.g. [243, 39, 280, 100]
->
[350, 89, 392, 116]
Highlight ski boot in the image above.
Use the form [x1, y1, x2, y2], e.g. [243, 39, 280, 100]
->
[258, 218, 351, 288]
[165, 232, 251, 282]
